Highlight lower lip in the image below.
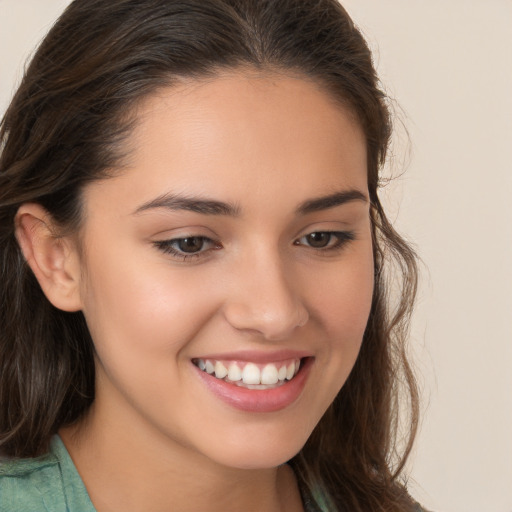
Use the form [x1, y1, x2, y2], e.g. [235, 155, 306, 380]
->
[193, 358, 313, 413]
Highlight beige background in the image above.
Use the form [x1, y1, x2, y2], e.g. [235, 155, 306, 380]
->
[1, 1, 511, 511]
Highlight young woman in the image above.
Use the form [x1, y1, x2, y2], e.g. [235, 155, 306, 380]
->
[0, 1, 423, 511]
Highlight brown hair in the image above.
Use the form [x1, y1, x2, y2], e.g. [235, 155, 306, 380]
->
[0, 1, 419, 510]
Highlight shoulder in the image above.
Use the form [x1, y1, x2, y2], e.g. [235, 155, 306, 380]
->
[0, 447, 67, 511]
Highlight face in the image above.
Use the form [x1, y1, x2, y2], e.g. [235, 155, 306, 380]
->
[75, 71, 373, 470]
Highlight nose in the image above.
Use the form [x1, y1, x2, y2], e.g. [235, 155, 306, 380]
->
[222, 251, 309, 341]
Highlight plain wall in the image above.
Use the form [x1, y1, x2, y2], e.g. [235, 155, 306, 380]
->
[1, 1, 511, 511]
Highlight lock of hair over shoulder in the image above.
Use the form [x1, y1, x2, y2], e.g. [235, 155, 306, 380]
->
[0, 1, 419, 510]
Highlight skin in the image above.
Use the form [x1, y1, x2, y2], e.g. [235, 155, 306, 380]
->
[17, 71, 373, 512]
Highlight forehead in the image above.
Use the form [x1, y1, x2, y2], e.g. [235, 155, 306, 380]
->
[86, 71, 368, 214]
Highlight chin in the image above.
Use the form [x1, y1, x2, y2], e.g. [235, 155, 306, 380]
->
[197, 421, 314, 471]
[216, 446, 303, 471]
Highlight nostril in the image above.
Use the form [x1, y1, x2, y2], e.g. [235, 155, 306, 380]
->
[297, 309, 309, 328]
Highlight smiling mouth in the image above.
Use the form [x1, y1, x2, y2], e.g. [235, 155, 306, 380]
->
[192, 358, 302, 390]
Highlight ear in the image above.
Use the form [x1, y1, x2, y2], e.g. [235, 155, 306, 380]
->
[15, 203, 83, 312]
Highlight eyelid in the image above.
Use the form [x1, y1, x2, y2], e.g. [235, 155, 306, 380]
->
[294, 230, 355, 252]
[153, 235, 221, 262]
[149, 224, 219, 239]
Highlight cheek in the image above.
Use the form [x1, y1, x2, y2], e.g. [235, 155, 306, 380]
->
[314, 247, 374, 339]
[79, 243, 222, 366]
[306, 242, 374, 390]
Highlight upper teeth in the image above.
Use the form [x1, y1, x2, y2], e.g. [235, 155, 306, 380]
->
[194, 358, 301, 386]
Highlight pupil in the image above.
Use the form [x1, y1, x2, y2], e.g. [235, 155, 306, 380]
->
[307, 232, 330, 248]
[178, 237, 203, 253]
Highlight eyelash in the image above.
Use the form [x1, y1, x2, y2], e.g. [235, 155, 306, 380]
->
[294, 231, 355, 252]
[153, 237, 221, 261]
[153, 231, 355, 262]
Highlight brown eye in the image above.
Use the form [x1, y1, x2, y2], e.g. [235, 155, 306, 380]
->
[305, 232, 331, 248]
[154, 236, 220, 259]
[294, 231, 355, 252]
[177, 237, 206, 253]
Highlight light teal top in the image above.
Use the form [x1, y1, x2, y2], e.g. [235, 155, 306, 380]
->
[0, 436, 95, 511]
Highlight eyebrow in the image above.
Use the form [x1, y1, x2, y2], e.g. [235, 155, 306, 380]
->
[296, 189, 368, 214]
[134, 193, 241, 216]
[133, 189, 367, 217]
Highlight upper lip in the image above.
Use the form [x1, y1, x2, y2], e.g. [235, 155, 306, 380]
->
[192, 349, 313, 364]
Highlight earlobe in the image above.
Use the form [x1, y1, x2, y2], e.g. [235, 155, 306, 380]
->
[15, 203, 83, 312]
